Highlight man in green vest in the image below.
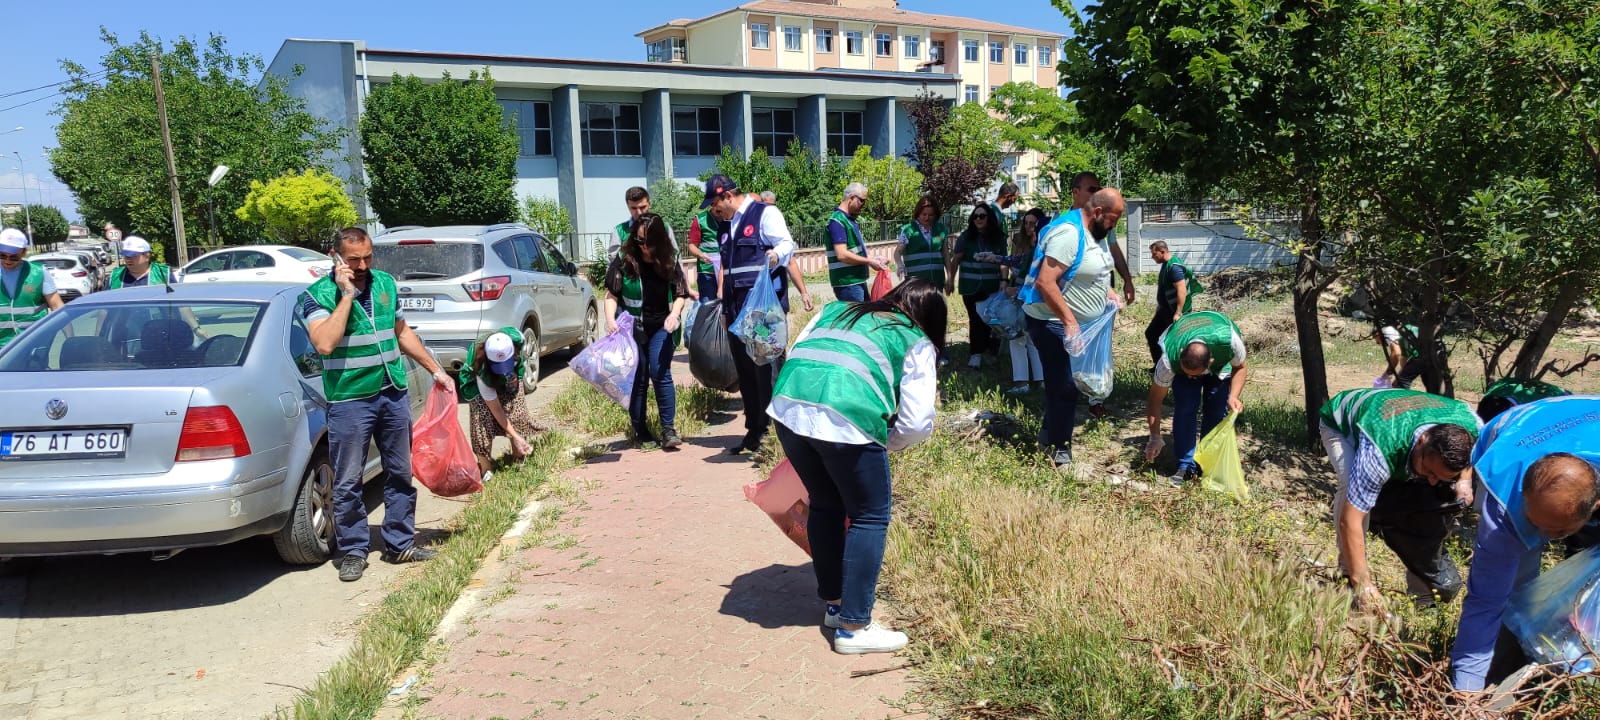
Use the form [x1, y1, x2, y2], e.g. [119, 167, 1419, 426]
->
[684, 208, 722, 300]
[989, 181, 1019, 237]
[616, 186, 693, 300]
[108, 236, 170, 288]
[303, 227, 454, 583]
[0, 227, 64, 349]
[1144, 311, 1249, 485]
[1318, 388, 1479, 611]
[827, 183, 887, 303]
[1477, 377, 1569, 423]
[1376, 324, 1438, 391]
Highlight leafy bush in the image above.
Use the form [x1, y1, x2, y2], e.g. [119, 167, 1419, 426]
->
[518, 196, 572, 238]
[234, 169, 359, 248]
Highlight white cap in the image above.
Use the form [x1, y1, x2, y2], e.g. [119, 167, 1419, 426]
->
[484, 332, 517, 375]
[120, 236, 152, 256]
[0, 228, 27, 252]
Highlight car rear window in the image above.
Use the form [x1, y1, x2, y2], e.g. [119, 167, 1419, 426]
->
[0, 302, 266, 372]
[374, 241, 484, 280]
[36, 259, 76, 270]
[280, 247, 329, 262]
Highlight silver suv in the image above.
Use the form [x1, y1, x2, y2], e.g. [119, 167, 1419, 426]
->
[371, 224, 599, 391]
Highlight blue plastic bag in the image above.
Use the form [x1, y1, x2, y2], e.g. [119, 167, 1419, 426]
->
[732, 267, 787, 366]
[571, 312, 638, 406]
[977, 292, 1025, 340]
[1068, 303, 1118, 401]
[1505, 545, 1600, 675]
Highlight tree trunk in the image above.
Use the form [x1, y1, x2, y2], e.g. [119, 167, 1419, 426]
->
[1292, 203, 1331, 447]
[1511, 277, 1585, 380]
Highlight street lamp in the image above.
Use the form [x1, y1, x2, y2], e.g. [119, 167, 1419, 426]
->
[10, 151, 31, 241]
[206, 164, 229, 248]
[0, 126, 22, 137]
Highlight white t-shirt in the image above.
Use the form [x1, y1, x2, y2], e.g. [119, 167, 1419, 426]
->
[1152, 330, 1249, 387]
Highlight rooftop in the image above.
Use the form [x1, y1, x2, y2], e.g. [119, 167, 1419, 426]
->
[638, 1, 1065, 40]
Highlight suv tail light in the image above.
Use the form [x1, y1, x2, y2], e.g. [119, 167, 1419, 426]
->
[175, 406, 252, 462]
[465, 275, 511, 302]
[398, 239, 435, 245]
[72, 271, 87, 277]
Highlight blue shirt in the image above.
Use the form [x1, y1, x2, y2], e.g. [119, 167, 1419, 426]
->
[1452, 493, 1544, 690]
[1, 262, 57, 298]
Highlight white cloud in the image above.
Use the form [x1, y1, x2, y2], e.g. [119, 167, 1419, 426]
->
[0, 171, 80, 220]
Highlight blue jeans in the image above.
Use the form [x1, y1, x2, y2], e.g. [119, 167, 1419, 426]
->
[1026, 315, 1079, 454]
[327, 385, 417, 558]
[834, 282, 867, 303]
[629, 326, 677, 433]
[696, 272, 718, 300]
[1172, 373, 1230, 473]
[775, 423, 892, 626]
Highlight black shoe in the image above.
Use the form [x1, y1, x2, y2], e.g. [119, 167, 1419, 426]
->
[632, 427, 657, 445]
[661, 428, 683, 450]
[337, 554, 368, 582]
[381, 545, 437, 564]
[725, 433, 762, 455]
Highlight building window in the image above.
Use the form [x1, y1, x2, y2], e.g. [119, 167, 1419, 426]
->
[963, 40, 979, 62]
[751, 23, 770, 49]
[989, 41, 1005, 63]
[783, 25, 802, 52]
[751, 108, 796, 155]
[826, 110, 864, 156]
[580, 103, 641, 156]
[903, 34, 921, 58]
[845, 31, 864, 55]
[499, 100, 552, 157]
[646, 37, 686, 63]
[672, 106, 722, 157]
[963, 85, 978, 103]
[1038, 44, 1053, 66]
[930, 40, 946, 64]
[1016, 174, 1030, 194]
[989, 86, 999, 97]
[875, 33, 893, 57]
[816, 28, 834, 53]
[1014, 43, 1029, 65]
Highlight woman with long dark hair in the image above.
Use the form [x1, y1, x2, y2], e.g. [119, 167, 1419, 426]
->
[768, 278, 946, 655]
[604, 212, 691, 449]
[945, 204, 1007, 369]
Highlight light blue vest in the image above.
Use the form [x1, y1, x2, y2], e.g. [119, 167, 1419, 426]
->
[1473, 396, 1600, 551]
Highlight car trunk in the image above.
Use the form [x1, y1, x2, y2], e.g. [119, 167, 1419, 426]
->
[0, 381, 203, 480]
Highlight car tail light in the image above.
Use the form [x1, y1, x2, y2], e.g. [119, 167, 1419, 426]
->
[72, 271, 87, 277]
[175, 406, 252, 462]
[465, 275, 511, 302]
[308, 266, 328, 278]
[397, 239, 435, 245]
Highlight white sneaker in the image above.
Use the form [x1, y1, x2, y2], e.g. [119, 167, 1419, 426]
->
[832, 622, 908, 655]
[967, 355, 983, 369]
[824, 604, 843, 629]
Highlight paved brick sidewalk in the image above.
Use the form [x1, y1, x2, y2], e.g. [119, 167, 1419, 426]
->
[413, 404, 922, 719]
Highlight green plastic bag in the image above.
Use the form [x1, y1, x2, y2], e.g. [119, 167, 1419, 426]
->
[1195, 412, 1248, 501]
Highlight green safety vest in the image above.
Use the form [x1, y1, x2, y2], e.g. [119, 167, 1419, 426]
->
[615, 220, 631, 243]
[900, 221, 947, 286]
[617, 263, 681, 347]
[693, 210, 718, 275]
[110, 262, 170, 289]
[957, 230, 1004, 296]
[825, 209, 869, 288]
[1482, 378, 1569, 407]
[774, 301, 926, 446]
[1162, 311, 1242, 376]
[456, 325, 525, 402]
[1158, 258, 1201, 313]
[1319, 388, 1480, 480]
[0, 261, 48, 348]
[988, 202, 1009, 236]
[304, 272, 408, 402]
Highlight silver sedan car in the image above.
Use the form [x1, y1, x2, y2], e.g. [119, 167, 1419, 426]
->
[0, 283, 429, 564]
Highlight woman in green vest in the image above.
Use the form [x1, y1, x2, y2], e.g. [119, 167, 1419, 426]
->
[893, 196, 947, 288]
[1477, 377, 1569, 422]
[945, 204, 1007, 369]
[603, 213, 690, 449]
[458, 328, 543, 480]
[769, 277, 945, 655]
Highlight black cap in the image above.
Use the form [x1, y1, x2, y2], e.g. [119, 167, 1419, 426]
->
[701, 174, 738, 208]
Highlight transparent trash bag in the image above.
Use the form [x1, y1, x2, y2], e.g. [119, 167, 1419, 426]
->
[732, 267, 787, 366]
[411, 384, 482, 498]
[977, 292, 1026, 341]
[1069, 303, 1118, 401]
[571, 312, 639, 407]
[1505, 545, 1600, 675]
[1195, 412, 1249, 502]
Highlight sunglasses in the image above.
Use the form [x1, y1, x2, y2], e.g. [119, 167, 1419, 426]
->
[973, 214, 989, 220]
[0, 253, 20, 262]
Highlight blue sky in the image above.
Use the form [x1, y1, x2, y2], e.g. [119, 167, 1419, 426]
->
[1, 1, 1079, 220]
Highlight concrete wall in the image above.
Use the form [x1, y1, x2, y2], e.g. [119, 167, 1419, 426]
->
[1126, 202, 1296, 275]
[267, 40, 362, 203]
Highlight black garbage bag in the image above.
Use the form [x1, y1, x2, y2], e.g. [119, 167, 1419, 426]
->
[688, 300, 740, 392]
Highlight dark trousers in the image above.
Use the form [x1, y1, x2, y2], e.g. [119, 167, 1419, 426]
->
[962, 292, 997, 356]
[1146, 310, 1175, 365]
[327, 385, 417, 558]
[776, 423, 892, 626]
[727, 330, 773, 437]
[697, 272, 718, 300]
[834, 282, 867, 303]
[1027, 315, 1079, 453]
[629, 326, 677, 434]
[1391, 357, 1429, 390]
[1369, 481, 1465, 601]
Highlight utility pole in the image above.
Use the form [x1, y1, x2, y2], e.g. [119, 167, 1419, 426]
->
[151, 52, 188, 266]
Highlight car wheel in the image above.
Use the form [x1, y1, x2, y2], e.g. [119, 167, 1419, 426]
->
[521, 325, 542, 394]
[574, 303, 599, 353]
[273, 448, 336, 565]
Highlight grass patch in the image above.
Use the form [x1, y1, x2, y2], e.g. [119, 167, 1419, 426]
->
[270, 432, 577, 720]
[546, 379, 724, 441]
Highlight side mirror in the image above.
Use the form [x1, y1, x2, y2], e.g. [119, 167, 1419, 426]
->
[566, 261, 578, 276]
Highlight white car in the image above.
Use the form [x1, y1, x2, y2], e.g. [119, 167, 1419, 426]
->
[177, 246, 332, 285]
[29, 253, 95, 301]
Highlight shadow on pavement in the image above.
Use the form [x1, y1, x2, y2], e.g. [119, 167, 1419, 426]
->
[718, 562, 819, 629]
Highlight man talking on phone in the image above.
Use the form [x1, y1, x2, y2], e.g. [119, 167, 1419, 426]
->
[302, 227, 454, 582]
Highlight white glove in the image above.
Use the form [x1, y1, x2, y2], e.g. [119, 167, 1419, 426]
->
[1144, 434, 1165, 462]
[1063, 332, 1087, 355]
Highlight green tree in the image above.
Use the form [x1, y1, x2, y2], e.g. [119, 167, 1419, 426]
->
[707, 146, 778, 206]
[643, 179, 703, 245]
[518, 195, 573, 238]
[843, 146, 924, 240]
[234, 168, 359, 248]
[20, 205, 69, 246]
[49, 30, 339, 262]
[905, 91, 1005, 210]
[986, 82, 1100, 186]
[360, 71, 519, 227]
[705, 143, 851, 239]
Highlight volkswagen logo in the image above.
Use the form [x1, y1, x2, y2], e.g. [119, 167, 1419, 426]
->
[45, 399, 67, 420]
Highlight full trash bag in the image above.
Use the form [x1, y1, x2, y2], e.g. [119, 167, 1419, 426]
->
[688, 299, 740, 392]
[1194, 412, 1249, 502]
[571, 312, 638, 406]
[682, 298, 709, 346]
[743, 459, 814, 556]
[1068, 303, 1118, 400]
[732, 266, 787, 366]
[869, 269, 895, 301]
[411, 384, 482, 498]
[1505, 545, 1600, 674]
[977, 292, 1026, 340]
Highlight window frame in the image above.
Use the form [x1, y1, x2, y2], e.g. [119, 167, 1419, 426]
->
[500, 99, 553, 157]
[580, 102, 643, 157]
[751, 108, 798, 156]
[750, 22, 770, 49]
[826, 110, 865, 156]
[930, 39, 946, 64]
[845, 31, 864, 55]
[989, 41, 1005, 64]
[1038, 44, 1053, 67]
[815, 27, 834, 53]
[963, 40, 979, 63]
[1014, 43, 1029, 65]
[903, 34, 921, 59]
[783, 25, 802, 52]
[875, 33, 893, 57]
[672, 105, 723, 157]
[963, 85, 979, 104]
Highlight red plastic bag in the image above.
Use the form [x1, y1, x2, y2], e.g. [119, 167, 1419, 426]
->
[743, 459, 815, 555]
[869, 269, 895, 301]
[411, 384, 482, 498]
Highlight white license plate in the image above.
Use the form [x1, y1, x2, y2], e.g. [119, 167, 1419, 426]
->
[399, 297, 434, 311]
[1, 428, 127, 460]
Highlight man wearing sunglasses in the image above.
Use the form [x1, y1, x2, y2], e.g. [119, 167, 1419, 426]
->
[1451, 396, 1600, 692]
[0, 227, 64, 349]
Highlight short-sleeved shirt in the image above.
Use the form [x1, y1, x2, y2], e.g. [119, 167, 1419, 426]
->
[120, 271, 153, 288]
[298, 283, 405, 325]
[1022, 215, 1112, 322]
[1155, 261, 1191, 312]
[2, 264, 57, 297]
[1152, 331, 1249, 387]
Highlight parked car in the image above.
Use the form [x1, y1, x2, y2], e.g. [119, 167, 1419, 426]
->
[0, 282, 431, 564]
[372, 223, 599, 391]
[59, 250, 104, 291]
[28, 253, 95, 301]
[177, 245, 332, 285]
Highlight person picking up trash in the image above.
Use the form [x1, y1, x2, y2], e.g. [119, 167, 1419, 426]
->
[458, 328, 544, 481]
[1144, 310, 1249, 486]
